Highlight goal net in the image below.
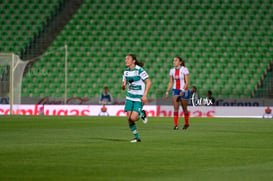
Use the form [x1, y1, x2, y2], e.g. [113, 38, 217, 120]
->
[0, 46, 68, 115]
[22, 45, 68, 103]
[0, 53, 28, 114]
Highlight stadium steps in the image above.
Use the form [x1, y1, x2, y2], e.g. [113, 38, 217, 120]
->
[254, 61, 273, 98]
[0, 0, 60, 55]
[20, 0, 84, 61]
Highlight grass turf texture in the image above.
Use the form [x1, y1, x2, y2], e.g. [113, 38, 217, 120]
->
[0, 116, 273, 181]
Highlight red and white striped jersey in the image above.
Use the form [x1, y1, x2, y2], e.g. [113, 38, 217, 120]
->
[169, 66, 189, 90]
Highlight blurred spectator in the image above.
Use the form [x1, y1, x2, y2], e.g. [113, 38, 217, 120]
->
[99, 86, 112, 105]
[0, 66, 9, 81]
[205, 90, 216, 106]
[263, 107, 272, 118]
[0, 66, 10, 97]
[189, 86, 199, 106]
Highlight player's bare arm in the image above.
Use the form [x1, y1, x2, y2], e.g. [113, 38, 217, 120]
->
[141, 78, 151, 104]
[166, 76, 173, 99]
[121, 81, 126, 90]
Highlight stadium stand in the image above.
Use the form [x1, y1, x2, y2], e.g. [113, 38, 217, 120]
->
[0, 0, 61, 54]
[0, 0, 272, 99]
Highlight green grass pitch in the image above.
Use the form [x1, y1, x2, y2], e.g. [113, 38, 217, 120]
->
[0, 116, 273, 181]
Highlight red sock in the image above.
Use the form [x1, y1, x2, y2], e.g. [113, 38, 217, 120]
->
[184, 112, 189, 125]
[174, 112, 178, 126]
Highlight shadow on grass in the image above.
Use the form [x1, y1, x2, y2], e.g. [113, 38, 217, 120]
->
[89, 137, 128, 142]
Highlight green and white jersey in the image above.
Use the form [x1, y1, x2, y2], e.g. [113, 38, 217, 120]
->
[122, 65, 149, 102]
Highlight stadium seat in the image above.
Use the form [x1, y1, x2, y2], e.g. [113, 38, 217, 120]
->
[2, 0, 272, 99]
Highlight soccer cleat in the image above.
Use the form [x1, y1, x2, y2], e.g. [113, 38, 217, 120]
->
[141, 110, 148, 124]
[173, 126, 179, 130]
[130, 138, 141, 143]
[182, 124, 190, 130]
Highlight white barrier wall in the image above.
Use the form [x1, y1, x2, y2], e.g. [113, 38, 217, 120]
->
[0, 105, 271, 118]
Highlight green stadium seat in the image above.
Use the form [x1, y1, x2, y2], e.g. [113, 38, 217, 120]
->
[2, 0, 271, 98]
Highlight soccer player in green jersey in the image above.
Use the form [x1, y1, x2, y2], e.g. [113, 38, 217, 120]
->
[121, 54, 152, 143]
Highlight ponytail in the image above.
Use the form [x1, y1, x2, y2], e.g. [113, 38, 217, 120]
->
[128, 54, 144, 67]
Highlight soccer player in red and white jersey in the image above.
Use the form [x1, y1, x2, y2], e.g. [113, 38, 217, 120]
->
[165, 57, 190, 130]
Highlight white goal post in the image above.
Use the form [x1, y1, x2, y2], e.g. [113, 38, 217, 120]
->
[0, 45, 68, 115]
[0, 53, 28, 115]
